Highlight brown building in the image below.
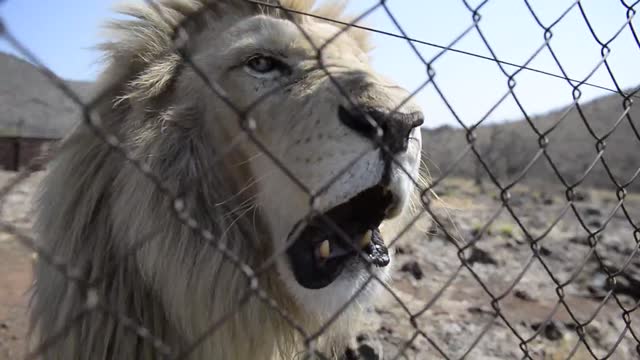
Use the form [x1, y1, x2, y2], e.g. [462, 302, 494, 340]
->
[1, 52, 92, 172]
[0, 136, 58, 171]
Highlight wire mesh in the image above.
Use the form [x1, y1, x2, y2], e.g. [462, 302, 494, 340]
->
[0, 0, 639, 359]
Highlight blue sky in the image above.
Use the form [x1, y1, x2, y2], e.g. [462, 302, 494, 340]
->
[1, 0, 638, 128]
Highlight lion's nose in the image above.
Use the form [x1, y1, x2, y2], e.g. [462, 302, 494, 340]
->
[338, 105, 424, 153]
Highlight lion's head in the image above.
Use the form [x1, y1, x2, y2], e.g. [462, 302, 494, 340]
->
[31, 0, 424, 358]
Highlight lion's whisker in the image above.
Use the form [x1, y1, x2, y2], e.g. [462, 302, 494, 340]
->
[214, 173, 270, 207]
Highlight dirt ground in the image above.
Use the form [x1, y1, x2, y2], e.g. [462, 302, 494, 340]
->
[1, 171, 640, 359]
[0, 236, 32, 359]
[0, 171, 41, 359]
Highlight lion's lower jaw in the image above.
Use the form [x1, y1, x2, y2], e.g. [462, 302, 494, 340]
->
[275, 255, 391, 333]
[149, 269, 375, 360]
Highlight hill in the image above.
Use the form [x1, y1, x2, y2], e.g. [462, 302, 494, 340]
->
[2, 51, 638, 191]
[422, 90, 640, 191]
[0, 52, 92, 138]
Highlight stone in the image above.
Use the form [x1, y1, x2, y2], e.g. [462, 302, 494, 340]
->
[532, 321, 563, 341]
[467, 247, 497, 265]
[400, 261, 424, 280]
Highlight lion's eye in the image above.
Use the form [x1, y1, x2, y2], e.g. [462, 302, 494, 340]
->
[244, 55, 288, 78]
[247, 56, 277, 73]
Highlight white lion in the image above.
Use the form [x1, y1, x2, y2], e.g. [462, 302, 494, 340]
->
[29, 0, 424, 359]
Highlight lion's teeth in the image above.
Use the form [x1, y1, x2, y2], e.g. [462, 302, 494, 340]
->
[360, 230, 372, 249]
[318, 240, 331, 259]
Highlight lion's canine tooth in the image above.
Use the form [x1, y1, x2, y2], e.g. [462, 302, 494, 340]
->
[360, 230, 372, 248]
[318, 240, 331, 259]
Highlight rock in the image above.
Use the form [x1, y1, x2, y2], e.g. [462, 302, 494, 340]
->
[513, 289, 535, 302]
[394, 246, 406, 255]
[468, 306, 493, 315]
[544, 323, 564, 341]
[584, 207, 602, 217]
[532, 321, 563, 341]
[471, 226, 494, 237]
[617, 275, 640, 300]
[573, 190, 590, 202]
[467, 247, 497, 265]
[539, 246, 552, 257]
[568, 236, 586, 245]
[400, 261, 423, 280]
[536, 191, 553, 204]
[379, 326, 393, 335]
[603, 269, 640, 300]
[588, 219, 603, 229]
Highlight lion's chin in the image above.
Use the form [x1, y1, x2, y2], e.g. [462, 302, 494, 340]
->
[286, 185, 394, 289]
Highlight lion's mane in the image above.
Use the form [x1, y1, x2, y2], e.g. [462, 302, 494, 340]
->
[29, 1, 368, 359]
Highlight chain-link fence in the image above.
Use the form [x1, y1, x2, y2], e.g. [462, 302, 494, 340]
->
[1, 0, 639, 359]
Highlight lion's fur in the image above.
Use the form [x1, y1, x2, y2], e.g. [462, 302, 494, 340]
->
[29, 1, 420, 359]
[101, 0, 371, 104]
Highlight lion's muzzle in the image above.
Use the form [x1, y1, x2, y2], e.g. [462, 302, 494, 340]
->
[286, 185, 395, 289]
[337, 105, 424, 153]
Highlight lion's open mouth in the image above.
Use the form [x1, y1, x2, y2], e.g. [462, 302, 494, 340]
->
[286, 185, 394, 289]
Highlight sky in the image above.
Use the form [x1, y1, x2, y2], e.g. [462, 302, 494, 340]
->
[1, 0, 638, 128]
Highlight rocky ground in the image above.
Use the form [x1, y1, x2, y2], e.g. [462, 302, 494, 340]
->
[1, 172, 639, 359]
[352, 178, 640, 359]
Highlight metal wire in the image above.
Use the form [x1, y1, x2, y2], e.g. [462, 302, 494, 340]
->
[0, 0, 639, 359]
